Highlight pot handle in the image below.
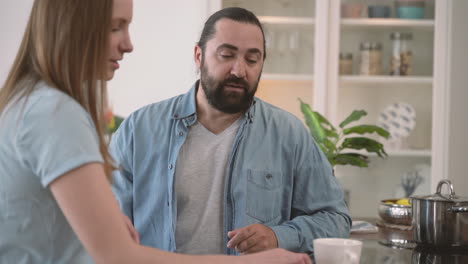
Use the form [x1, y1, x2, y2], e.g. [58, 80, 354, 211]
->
[436, 179, 455, 196]
[450, 206, 468, 213]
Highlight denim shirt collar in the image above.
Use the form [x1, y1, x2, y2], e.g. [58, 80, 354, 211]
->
[172, 80, 256, 123]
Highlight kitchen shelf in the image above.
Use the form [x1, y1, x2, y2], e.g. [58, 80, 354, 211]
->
[381, 149, 431, 157]
[262, 73, 314, 82]
[341, 18, 434, 30]
[360, 149, 431, 158]
[340, 75, 433, 87]
[259, 16, 315, 25]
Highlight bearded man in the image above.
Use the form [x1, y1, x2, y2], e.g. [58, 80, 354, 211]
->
[110, 7, 351, 259]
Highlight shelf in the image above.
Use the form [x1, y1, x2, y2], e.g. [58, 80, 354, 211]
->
[259, 16, 315, 25]
[369, 149, 432, 158]
[262, 73, 314, 82]
[341, 18, 434, 30]
[362, 149, 432, 158]
[340, 75, 432, 87]
[388, 149, 431, 157]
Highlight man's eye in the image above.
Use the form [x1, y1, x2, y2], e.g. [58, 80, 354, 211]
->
[111, 28, 120, 32]
[246, 57, 259, 64]
[221, 54, 233, 58]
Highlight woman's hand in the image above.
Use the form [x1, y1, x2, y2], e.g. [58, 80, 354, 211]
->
[246, 248, 312, 264]
[122, 214, 139, 244]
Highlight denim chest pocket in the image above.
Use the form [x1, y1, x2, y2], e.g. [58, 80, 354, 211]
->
[246, 170, 282, 223]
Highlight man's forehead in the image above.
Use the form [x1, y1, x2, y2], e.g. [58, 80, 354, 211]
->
[209, 19, 264, 49]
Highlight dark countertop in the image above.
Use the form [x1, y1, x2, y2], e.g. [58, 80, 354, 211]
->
[350, 219, 468, 264]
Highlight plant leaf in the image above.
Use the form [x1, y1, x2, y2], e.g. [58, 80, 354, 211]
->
[341, 137, 388, 158]
[299, 99, 326, 143]
[323, 127, 339, 139]
[339, 110, 367, 128]
[331, 153, 369, 167]
[313, 111, 335, 131]
[107, 115, 125, 134]
[343, 125, 390, 139]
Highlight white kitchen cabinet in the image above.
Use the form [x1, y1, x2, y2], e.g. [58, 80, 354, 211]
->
[208, 0, 452, 218]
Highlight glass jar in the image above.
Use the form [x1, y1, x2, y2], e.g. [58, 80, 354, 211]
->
[339, 52, 353, 75]
[360, 42, 382, 75]
[390, 32, 413, 76]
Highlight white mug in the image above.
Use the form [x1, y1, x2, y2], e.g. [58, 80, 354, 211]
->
[313, 238, 363, 264]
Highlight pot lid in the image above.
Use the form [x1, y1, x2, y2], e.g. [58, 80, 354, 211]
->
[411, 180, 468, 203]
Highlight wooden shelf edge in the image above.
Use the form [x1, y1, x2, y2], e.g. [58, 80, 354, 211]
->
[341, 18, 434, 28]
[259, 16, 315, 25]
[262, 73, 314, 81]
[340, 75, 433, 85]
[371, 149, 432, 157]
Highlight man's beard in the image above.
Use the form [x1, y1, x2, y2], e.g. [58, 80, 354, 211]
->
[200, 63, 259, 114]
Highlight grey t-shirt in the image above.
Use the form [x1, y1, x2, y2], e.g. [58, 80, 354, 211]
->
[0, 81, 102, 263]
[174, 118, 242, 254]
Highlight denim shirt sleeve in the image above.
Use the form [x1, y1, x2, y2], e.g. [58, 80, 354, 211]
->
[269, 122, 352, 254]
[109, 117, 135, 222]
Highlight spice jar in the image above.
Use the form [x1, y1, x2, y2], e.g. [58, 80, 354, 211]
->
[360, 42, 382, 75]
[339, 53, 353, 75]
[390, 32, 412, 76]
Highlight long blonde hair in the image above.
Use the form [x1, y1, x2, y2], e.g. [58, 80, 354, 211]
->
[0, 0, 115, 181]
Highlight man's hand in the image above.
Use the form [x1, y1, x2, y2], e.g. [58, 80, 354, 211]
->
[227, 224, 278, 254]
[122, 214, 140, 244]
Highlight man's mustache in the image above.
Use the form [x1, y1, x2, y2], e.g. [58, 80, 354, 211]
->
[221, 76, 249, 90]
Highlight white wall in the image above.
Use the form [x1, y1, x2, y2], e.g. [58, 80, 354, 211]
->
[108, 0, 210, 116]
[0, 0, 32, 84]
[0, 0, 210, 117]
[447, 0, 468, 195]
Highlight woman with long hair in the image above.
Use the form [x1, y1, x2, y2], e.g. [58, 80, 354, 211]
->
[0, 0, 311, 263]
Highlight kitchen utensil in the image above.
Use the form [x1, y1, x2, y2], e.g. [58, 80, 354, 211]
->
[401, 170, 424, 197]
[379, 199, 412, 225]
[313, 238, 362, 264]
[341, 3, 364, 18]
[395, 0, 425, 19]
[368, 5, 391, 18]
[411, 180, 468, 247]
[377, 102, 416, 140]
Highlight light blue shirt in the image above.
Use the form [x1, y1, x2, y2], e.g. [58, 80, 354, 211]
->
[0, 81, 101, 263]
[110, 81, 351, 256]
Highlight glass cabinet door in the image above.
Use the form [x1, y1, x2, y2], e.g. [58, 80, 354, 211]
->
[331, 0, 436, 218]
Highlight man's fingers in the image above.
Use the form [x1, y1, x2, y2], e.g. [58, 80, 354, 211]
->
[227, 230, 237, 239]
[227, 227, 255, 248]
[235, 236, 257, 253]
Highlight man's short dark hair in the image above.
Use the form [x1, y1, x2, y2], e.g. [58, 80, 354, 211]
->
[197, 7, 266, 60]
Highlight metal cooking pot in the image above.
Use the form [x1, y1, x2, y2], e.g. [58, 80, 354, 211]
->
[411, 180, 468, 247]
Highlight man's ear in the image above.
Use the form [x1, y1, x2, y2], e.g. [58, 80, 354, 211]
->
[194, 45, 203, 69]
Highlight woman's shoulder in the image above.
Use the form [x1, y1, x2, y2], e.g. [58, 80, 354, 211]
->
[23, 81, 90, 122]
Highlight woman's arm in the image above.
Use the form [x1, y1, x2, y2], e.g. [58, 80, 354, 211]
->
[50, 163, 311, 264]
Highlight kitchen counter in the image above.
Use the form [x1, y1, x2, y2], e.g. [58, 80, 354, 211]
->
[350, 219, 468, 263]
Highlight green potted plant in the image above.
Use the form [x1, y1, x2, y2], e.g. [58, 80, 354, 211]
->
[104, 109, 124, 140]
[299, 99, 390, 168]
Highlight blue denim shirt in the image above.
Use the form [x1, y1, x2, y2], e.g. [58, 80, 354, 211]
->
[110, 81, 351, 256]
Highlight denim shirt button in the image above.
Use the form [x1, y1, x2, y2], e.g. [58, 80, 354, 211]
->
[189, 116, 194, 121]
[178, 131, 183, 136]
[168, 164, 173, 170]
[174, 114, 179, 118]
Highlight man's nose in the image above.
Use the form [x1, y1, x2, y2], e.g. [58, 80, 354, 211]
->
[230, 59, 246, 79]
